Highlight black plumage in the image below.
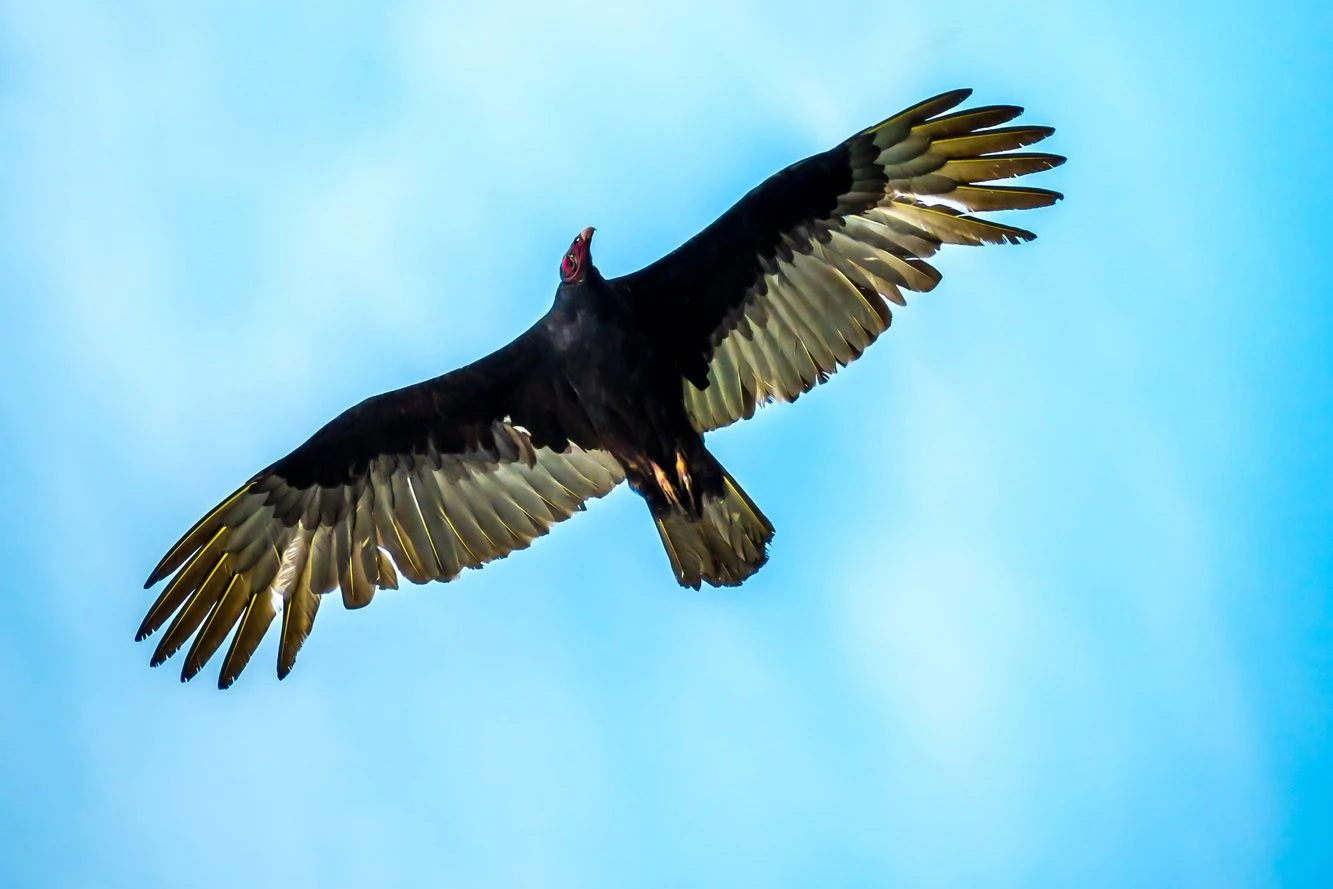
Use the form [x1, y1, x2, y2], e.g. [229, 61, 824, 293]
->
[140, 89, 1064, 687]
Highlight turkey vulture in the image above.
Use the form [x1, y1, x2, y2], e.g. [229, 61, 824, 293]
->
[140, 88, 1063, 687]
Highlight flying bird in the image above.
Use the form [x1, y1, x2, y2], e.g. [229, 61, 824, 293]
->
[140, 88, 1063, 687]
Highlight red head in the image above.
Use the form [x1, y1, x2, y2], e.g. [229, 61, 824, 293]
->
[560, 227, 595, 284]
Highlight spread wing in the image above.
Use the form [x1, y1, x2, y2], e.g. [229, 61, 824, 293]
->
[613, 88, 1064, 432]
[138, 327, 624, 688]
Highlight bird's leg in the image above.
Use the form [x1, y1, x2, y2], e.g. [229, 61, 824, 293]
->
[650, 460, 684, 511]
[675, 449, 694, 503]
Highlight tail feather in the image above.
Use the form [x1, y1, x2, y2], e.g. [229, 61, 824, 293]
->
[654, 473, 774, 588]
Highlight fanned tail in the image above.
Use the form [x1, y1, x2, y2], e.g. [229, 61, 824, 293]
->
[654, 471, 774, 588]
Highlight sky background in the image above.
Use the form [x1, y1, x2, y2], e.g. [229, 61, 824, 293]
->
[2, 1, 1331, 886]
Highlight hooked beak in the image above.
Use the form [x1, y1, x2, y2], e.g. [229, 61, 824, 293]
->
[579, 226, 595, 243]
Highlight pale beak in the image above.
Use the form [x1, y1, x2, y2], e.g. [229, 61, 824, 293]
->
[580, 226, 595, 242]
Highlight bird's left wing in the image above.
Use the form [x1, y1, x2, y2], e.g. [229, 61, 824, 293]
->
[611, 88, 1064, 432]
[139, 329, 624, 688]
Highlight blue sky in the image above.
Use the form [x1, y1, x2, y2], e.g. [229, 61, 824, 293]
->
[2, 1, 1331, 886]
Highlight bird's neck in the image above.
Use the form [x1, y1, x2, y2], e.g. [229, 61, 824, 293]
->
[552, 270, 616, 319]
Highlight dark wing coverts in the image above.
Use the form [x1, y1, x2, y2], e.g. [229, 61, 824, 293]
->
[139, 333, 623, 688]
[614, 88, 1064, 432]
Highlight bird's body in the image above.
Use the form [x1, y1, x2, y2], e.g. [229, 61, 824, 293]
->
[547, 270, 679, 470]
[548, 269, 733, 520]
[139, 89, 1064, 687]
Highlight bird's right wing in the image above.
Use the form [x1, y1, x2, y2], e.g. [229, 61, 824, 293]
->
[611, 89, 1063, 432]
[138, 327, 624, 688]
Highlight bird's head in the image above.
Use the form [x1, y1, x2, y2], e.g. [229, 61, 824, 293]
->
[559, 227, 595, 284]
